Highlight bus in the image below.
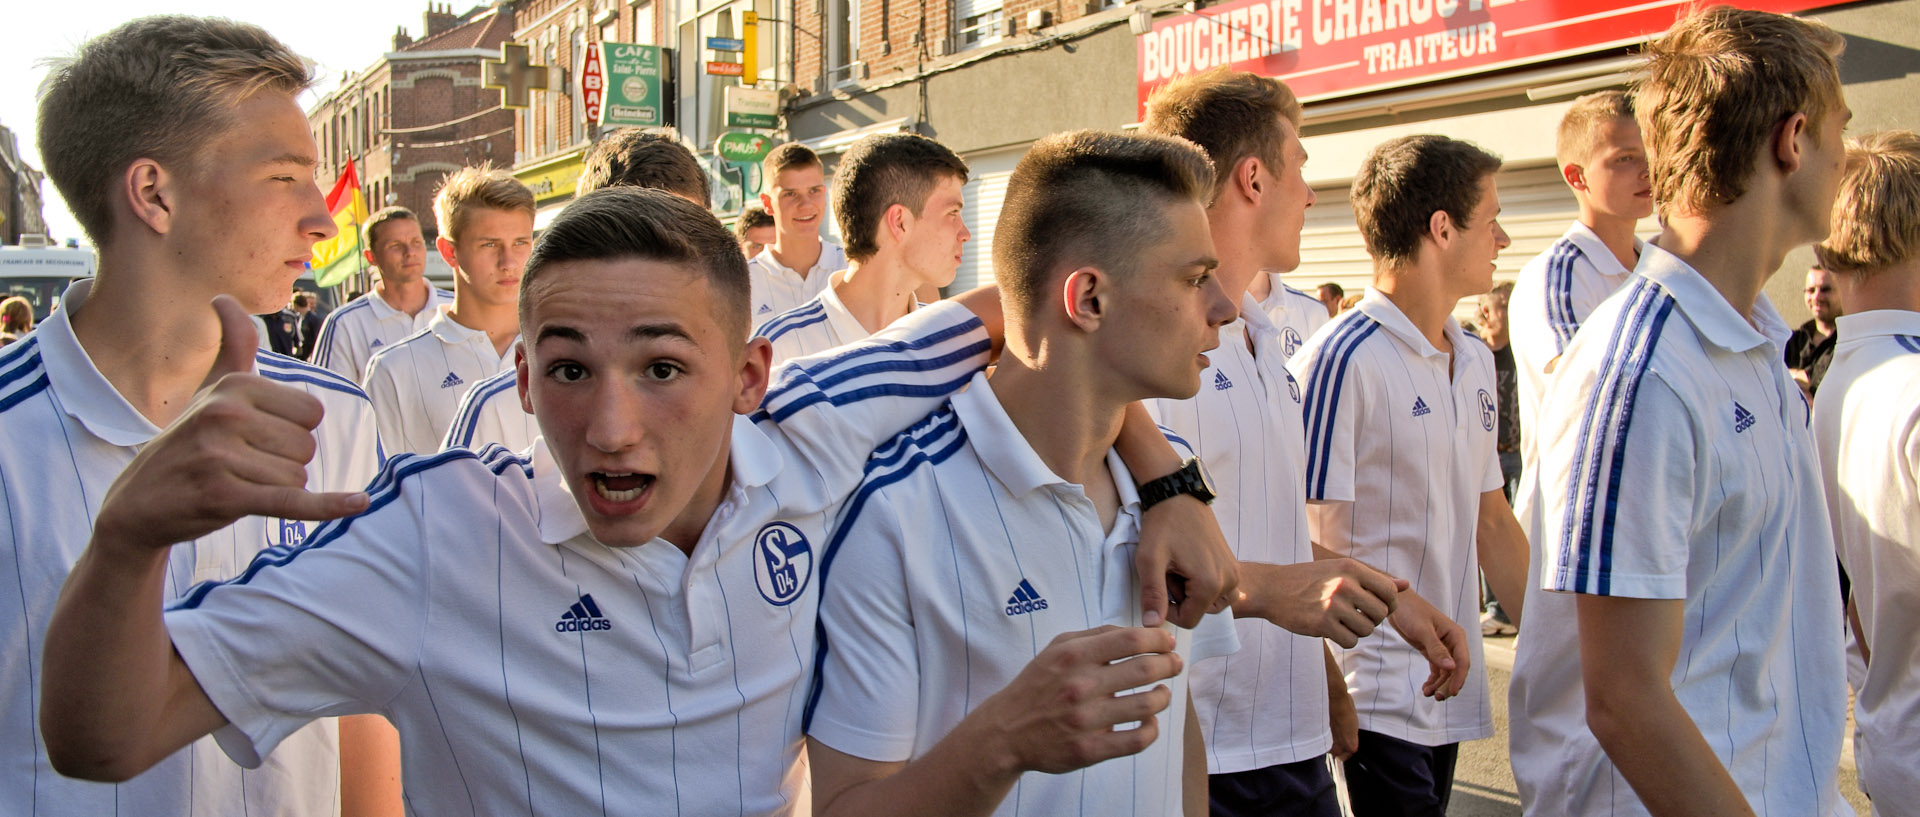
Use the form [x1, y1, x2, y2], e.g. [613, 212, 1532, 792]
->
[0, 243, 97, 322]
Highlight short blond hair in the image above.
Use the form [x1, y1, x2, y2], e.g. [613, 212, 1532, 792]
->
[1142, 68, 1302, 205]
[1555, 90, 1636, 169]
[1635, 6, 1844, 216]
[432, 165, 535, 242]
[1815, 131, 1920, 275]
[37, 16, 312, 246]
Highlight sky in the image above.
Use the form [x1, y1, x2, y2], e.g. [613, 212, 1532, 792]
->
[3, 1, 467, 246]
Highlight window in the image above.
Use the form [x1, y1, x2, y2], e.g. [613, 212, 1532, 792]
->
[953, 0, 1003, 51]
[825, 0, 859, 85]
[632, 0, 655, 44]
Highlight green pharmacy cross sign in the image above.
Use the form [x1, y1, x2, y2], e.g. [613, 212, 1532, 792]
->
[484, 43, 549, 109]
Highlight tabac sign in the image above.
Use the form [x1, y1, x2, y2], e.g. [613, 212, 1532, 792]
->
[1135, 0, 1855, 113]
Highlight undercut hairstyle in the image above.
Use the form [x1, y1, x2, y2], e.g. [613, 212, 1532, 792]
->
[433, 166, 536, 243]
[735, 205, 774, 239]
[1815, 130, 1920, 275]
[523, 187, 751, 341]
[362, 206, 418, 248]
[833, 133, 971, 262]
[36, 15, 312, 245]
[993, 130, 1215, 319]
[762, 142, 823, 185]
[579, 128, 712, 206]
[1350, 134, 1503, 266]
[1141, 67, 1302, 204]
[1635, 5, 1845, 216]
[1555, 90, 1636, 169]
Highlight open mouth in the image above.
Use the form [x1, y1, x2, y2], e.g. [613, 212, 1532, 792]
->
[591, 471, 655, 505]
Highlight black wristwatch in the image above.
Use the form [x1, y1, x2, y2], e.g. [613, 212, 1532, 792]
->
[1139, 457, 1217, 512]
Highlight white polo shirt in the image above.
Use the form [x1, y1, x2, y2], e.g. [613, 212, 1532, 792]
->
[361, 307, 515, 455]
[807, 371, 1237, 816]
[0, 279, 381, 817]
[440, 368, 539, 454]
[1255, 273, 1331, 361]
[1146, 294, 1330, 774]
[748, 242, 847, 322]
[161, 300, 990, 816]
[312, 286, 455, 381]
[1812, 309, 1920, 808]
[1510, 245, 1849, 817]
[1509, 221, 1639, 430]
[1288, 288, 1503, 748]
[753, 284, 873, 368]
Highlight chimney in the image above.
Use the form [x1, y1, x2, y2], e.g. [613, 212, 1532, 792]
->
[393, 25, 414, 50]
[424, 2, 459, 38]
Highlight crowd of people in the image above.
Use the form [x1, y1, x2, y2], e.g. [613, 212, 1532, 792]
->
[0, 5, 1910, 817]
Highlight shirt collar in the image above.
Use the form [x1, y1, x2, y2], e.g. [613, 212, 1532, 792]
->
[1835, 309, 1920, 343]
[534, 413, 783, 546]
[1353, 287, 1469, 360]
[817, 284, 877, 342]
[1634, 242, 1790, 353]
[427, 305, 485, 345]
[1239, 291, 1280, 348]
[949, 371, 1143, 518]
[1564, 221, 1642, 280]
[37, 279, 163, 446]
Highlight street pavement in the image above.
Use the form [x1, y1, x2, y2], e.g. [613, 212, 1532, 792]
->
[1447, 636, 1873, 816]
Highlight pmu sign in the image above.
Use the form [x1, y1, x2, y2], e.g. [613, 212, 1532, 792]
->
[1136, 0, 1855, 113]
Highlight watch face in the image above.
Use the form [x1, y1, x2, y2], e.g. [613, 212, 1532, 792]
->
[1188, 458, 1217, 495]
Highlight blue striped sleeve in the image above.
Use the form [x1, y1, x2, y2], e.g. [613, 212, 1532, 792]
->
[1544, 240, 1582, 354]
[442, 369, 519, 450]
[1299, 315, 1380, 500]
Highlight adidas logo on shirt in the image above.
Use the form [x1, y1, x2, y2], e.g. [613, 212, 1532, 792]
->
[1733, 401, 1756, 434]
[1411, 396, 1432, 417]
[758, 304, 773, 314]
[441, 372, 465, 389]
[555, 593, 614, 632]
[369, 339, 384, 349]
[1214, 370, 1233, 391]
[1004, 579, 1049, 616]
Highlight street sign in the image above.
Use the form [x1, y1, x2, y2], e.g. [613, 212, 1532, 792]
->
[743, 11, 760, 85]
[706, 61, 744, 77]
[580, 42, 604, 125]
[706, 37, 745, 51]
[600, 42, 666, 127]
[483, 42, 549, 109]
[725, 85, 779, 128]
[716, 132, 774, 164]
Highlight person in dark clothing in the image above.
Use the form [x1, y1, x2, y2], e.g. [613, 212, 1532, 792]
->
[290, 291, 323, 359]
[1477, 281, 1520, 637]
[1786, 265, 1843, 394]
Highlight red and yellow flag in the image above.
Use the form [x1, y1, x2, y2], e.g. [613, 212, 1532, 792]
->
[310, 158, 368, 287]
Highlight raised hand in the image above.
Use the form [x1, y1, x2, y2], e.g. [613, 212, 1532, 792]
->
[971, 626, 1184, 775]
[92, 295, 369, 554]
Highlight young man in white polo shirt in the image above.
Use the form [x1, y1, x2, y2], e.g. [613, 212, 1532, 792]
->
[1507, 90, 1652, 428]
[1139, 69, 1473, 817]
[750, 143, 850, 320]
[1509, 8, 1853, 815]
[312, 206, 455, 381]
[3, 16, 396, 816]
[1250, 272, 1329, 360]
[806, 129, 1250, 817]
[39, 187, 1240, 815]
[361, 167, 533, 454]
[439, 130, 714, 454]
[754, 133, 969, 366]
[1812, 128, 1920, 814]
[1289, 134, 1530, 817]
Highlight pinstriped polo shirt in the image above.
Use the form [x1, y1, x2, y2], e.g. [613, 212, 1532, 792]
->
[1254, 273, 1331, 361]
[440, 367, 539, 454]
[1813, 310, 1920, 807]
[1510, 245, 1849, 816]
[311, 287, 455, 382]
[753, 284, 876, 368]
[361, 307, 515, 455]
[807, 371, 1238, 816]
[747, 242, 846, 324]
[1147, 295, 1331, 774]
[1509, 221, 1640, 434]
[0, 279, 383, 817]
[161, 301, 989, 816]
[1288, 289, 1503, 748]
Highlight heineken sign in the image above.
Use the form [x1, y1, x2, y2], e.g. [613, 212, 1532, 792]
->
[716, 132, 773, 164]
[600, 42, 665, 128]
